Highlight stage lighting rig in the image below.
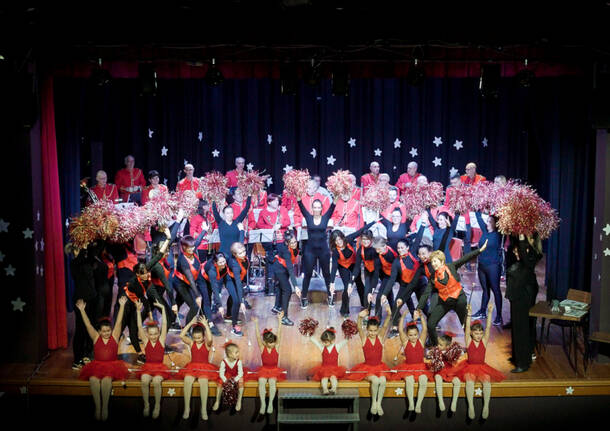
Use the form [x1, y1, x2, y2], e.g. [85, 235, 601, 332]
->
[205, 58, 224, 87]
[407, 58, 425, 86]
[90, 58, 111, 87]
[138, 63, 157, 96]
[280, 61, 298, 95]
[479, 63, 501, 99]
[515, 59, 535, 88]
[331, 63, 349, 96]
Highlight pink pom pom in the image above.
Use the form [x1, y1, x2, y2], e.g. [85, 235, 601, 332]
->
[325, 170, 353, 197]
[221, 379, 239, 407]
[445, 184, 473, 214]
[341, 319, 359, 339]
[361, 184, 391, 212]
[200, 171, 229, 205]
[237, 170, 265, 197]
[283, 169, 310, 198]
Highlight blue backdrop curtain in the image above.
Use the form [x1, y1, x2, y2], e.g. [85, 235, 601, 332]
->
[53, 76, 594, 307]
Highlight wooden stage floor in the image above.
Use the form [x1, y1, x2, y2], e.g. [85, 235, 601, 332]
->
[2, 258, 610, 398]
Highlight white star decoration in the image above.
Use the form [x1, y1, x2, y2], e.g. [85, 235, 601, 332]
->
[326, 155, 336, 165]
[474, 387, 483, 396]
[212, 149, 220, 158]
[167, 388, 176, 396]
[161, 146, 168, 156]
[281, 146, 287, 153]
[453, 140, 463, 150]
[266, 177, 273, 187]
[37, 211, 40, 221]
[35, 242, 38, 252]
[374, 148, 382, 157]
[482, 137, 489, 147]
[183, 159, 189, 166]
[0, 219, 9, 233]
[432, 157, 442, 167]
[267, 134, 273, 144]
[12, 297, 25, 312]
[0, 251, 4, 262]
[603, 248, 610, 257]
[433, 136, 443, 147]
[409, 147, 418, 158]
[393, 166, 397, 170]
[163, 178, 168, 186]
[394, 387, 404, 396]
[348, 137, 356, 147]
[602, 224, 610, 236]
[65, 219, 69, 229]
[22, 228, 33, 239]
[394, 138, 401, 148]
[5, 265, 15, 276]
[310, 148, 317, 158]
[148, 129, 154, 138]
[198, 132, 203, 142]
[449, 167, 459, 177]
[246, 163, 254, 171]
[283, 164, 293, 173]
[565, 386, 574, 395]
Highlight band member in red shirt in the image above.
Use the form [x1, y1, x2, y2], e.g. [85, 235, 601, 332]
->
[360, 161, 380, 191]
[332, 191, 363, 230]
[225, 157, 246, 189]
[378, 173, 391, 190]
[395, 161, 421, 193]
[381, 187, 407, 223]
[141, 170, 168, 204]
[115, 155, 146, 203]
[349, 174, 362, 200]
[90, 170, 119, 203]
[461, 162, 486, 185]
[189, 200, 217, 262]
[177, 164, 202, 198]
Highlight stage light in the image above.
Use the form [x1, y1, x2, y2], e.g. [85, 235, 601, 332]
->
[304, 59, 321, 86]
[331, 63, 349, 96]
[205, 58, 224, 87]
[407, 58, 425, 86]
[138, 63, 157, 96]
[280, 62, 298, 95]
[90, 58, 111, 87]
[515, 59, 535, 88]
[479, 63, 501, 99]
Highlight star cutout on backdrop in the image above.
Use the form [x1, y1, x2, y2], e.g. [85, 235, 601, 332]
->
[65, 219, 69, 228]
[5, 265, 15, 276]
[374, 148, 382, 157]
[449, 167, 459, 177]
[37, 211, 40, 221]
[281, 146, 287, 153]
[266, 177, 273, 187]
[163, 178, 168, 186]
[310, 148, 317, 158]
[409, 147, 418, 158]
[454, 140, 463, 150]
[326, 155, 336, 165]
[12, 297, 25, 312]
[283, 164, 293, 173]
[198, 132, 203, 142]
[603, 248, 610, 257]
[267, 134, 273, 144]
[35, 242, 38, 252]
[148, 129, 154, 138]
[482, 137, 489, 147]
[22, 228, 33, 239]
[393, 166, 397, 170]
[0, 219, 9, 233]
[212, 150, 220, 158]
[603, 224, 610, 236]
[167, 388, 176, 397]
[348, 137, 356, 147]
[183, 159, 189, 166]
[0, 251, 4, 262]
[394, 387, 404, 396]
[161, 146, 168, 156]
[433, 157, 442, 167]
[433, 137, 443, 147]
[565, 386, 574, 395]
[474, 388, 483, 396]
[394, 138, 401, 148]
[246, 163, 254, 171]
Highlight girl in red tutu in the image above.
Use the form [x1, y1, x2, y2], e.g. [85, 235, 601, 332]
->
[135, 299, 170, 419]
[76, 296, 129, 421]
[391, 310, 432, 413]
[307, 326, 348, 395]
[454, 303, 505, 419]
[426, 333, 465, 413]
[347, 307, 392, 416]
[251, 313, 286, 415]
[213, 342, 245, 411]
[178, 315, 218, 421]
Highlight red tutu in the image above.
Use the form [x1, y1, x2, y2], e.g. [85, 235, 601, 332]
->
[346, 362, 390, 381]
[446, 361, 506, 382]
[436, 364, 463, 382]
[79, 360, 129, 381]
[247, 366, 287, 381]
[309, 365, 347, 381]
[176, 362, 219, 380]
[135, 362, 172, 380]
[390, 362, 433, 381]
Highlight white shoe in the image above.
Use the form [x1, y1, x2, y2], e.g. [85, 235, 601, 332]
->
[259, 403, 266, 415]
[377, 404, 384, 416]
[482, 406, 489, 419]
[143, 406, 150, 417]
[266, 403, 273, 414]
[212, 401, 220, 411]
[201, 409, 208, 421]
[182, 409, 190, 420]
[370, 403, 378, 415]
[236, 399, 242, 411]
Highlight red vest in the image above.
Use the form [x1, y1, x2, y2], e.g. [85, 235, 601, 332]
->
[361, 246, 376, 272]
[175, 255, 200, 285]
[275, 248, 298, 269]
[337, 244, 355, 268]
[378, 247, 397, 276]
[399, 253, 420, 284]
[202, 263, 233, 282]
[434, 265, 462, 301]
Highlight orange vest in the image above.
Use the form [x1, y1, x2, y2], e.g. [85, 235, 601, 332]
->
[202, 263, 233, 282]
[424, 263, 431, 278]
[337, 244, 355, 268]
[123, 278, 146, 304]
[235, 257, 249, 282]
[275, 248, 298, 269]
[151, 258, 171, 287]
[399, 253, 420, 284]
[433, 265, 462, 301]
[361, 246, 375, 272]
[378, 247, 397, 276]
[175, 255, 200, 285]
[117, 251, 138, 270]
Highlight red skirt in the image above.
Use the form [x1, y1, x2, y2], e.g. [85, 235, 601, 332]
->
[390, 362, 433, 381]
[135, 362, 172, 380]
[447, 361, 506, 382]
[309, 365, 347, 381]
[79, 360, 129, 381]
[217, 367, 249, 385]
[247, 366, 287, 381]
[436, 364, 462, 382]
[346, 362, 390, 381]
[176, 362, 219, 380]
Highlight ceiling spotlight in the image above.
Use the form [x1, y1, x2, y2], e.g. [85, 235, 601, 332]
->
[90, 58, 111, 87]
[515, 59, 535, 88]
[138, 63, 157, 96]
[479, 63, 501, 99]
[205, 58, 224, 87]
[407, 58, 425, 86]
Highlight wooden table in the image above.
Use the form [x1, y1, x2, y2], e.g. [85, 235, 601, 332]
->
[529, 301, 589, 374]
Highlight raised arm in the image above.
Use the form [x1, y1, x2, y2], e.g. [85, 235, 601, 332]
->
[449, 211, 460, 235]
[157, 300, 168, 345]
[427, 209, 439, 229]
[321, 202, 337, 224]
[416, 310, 428, 345]
[381, 304, 393, 339]
[212, 201, 222, 224]
[408, 224, 425, 255]
[464, 304, 472, 346]
[475, 211, 489, 234]
[112, 296, 128, 342]
[297, 199, 311, 219]
[75, 300, 99, 342]
[346, 220, 376, 243]
[483, 302, 494, 346]
[135, 300, 149, 345]
[453, 239, 487, 269]
[235, 196, 252, 223]
[252, 316, 264, 351]
[179, 315, 199, 346]
[398, 310, 408, 345]
[357, 309, 368, 343]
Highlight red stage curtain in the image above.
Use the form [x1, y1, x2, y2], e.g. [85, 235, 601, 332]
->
[41, 76, 68, 349]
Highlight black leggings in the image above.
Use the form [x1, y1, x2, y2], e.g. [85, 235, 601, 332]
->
[301, 246, 331, 298]
[426, 291, 468, 346]
[510, 294, 537, 369]
[220, 279, 241, 326]
[274, 264, 293, 318]
[173, 279, 200, 326]
[477, 262, 503, 318]
[354, 267, 378, 310]
[115, 298, 145, 354]
[398, 277, 429, 316]
[337, 265, 365, 315]
[374, 273, 394, 318]
[147, 285, 177, 324]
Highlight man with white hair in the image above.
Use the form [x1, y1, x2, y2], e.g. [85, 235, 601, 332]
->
[349, 173, 362, 200]
[494, 175, 507, 186]
[115, 155, 146, 203]
[461, 162, 486, 185]
[378, 173, 391, 188]
[225, 156, 246, 189]
[90, 170, 118, 203]
[360, 161, 380, 191]
[395, 161, 421, 192]
[177, 163, 202, 198]
[416, 175, 428, 186]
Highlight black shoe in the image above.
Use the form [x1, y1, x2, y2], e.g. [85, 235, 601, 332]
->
[510, 366, 528, 373]
[231, 326, 243, 337]
[137, 354, 146, 364]
[271, 306, 281, 315]
[223, 314, 233, 323]
[245, 300, 252, 310]
[210, 325, 221, 336]
[471, 310, 486, 319]
[341, 311, 350, 318]
[492, 318, 504, 327]
[281, 317, 294, 326]
[301, 299, 309, 310]
[388, 328, 399, 339]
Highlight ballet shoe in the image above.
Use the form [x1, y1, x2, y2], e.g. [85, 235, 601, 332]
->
[377, 404, 384, 416]
[482, 406, 489, 419]
[415, 405, 422, 414]
[266, 403, 273, 414]
[259, 403, 266, 415]
[451, 400, 458, 412]
[370, 403, 378, 415]
[143, 405, 150, 417]
[468, 405, 475, 420]
[235, 399, 242, 411]
[201, 409, 208, 421]
[152, 405, 160, 419]
[182, 409, 190, 420]
[212, 401, 220, 411]
[322, 388, 330, 395]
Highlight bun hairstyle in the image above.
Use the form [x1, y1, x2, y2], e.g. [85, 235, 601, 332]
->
[321, 328, 337, 343]
[97, 317, 112, 330]
[262, 329, 278, 344]
[192, 325, 205, 337]
[366, 316, 380, 329]
[406, 321, 419, 333]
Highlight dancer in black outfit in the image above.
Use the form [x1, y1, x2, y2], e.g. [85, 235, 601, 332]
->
[148, 222, 180, 328]
[212, 195, 252, 257]
[379, 208, 411, 250]
[351, 230, 380, 311]
[296, 195, 338, 309]
[272, 231, 299, 325]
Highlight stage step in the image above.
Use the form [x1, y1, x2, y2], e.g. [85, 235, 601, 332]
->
[278, 388, 359, 430]
[279, 388, 359, 400]
[277, 412, 360, 424]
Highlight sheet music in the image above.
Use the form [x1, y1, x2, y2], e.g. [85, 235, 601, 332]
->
[456, 212, 483, 231]
[247, 229, 275, 243]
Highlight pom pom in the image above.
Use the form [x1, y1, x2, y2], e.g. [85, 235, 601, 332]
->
[535, 201, 561, 240]
[361, 184, 390, 212]
[325, 169, 353, 197]
[109, 204, 148, 243]
[68, 200, 119, 250]
[341, 319, 359, 339]
[237, 170, 265, 198]
[400, 182, 445, 219]
[171, 190, 199, 219]
[200, 171, 229, 205]
[443, 342, 465, 365]
[445, 184, 473, 214]
[282, 169, 310, 198]
[425, 347, 445, 373]
[221, 378, 239, 407]
[298, 317, 319, 337]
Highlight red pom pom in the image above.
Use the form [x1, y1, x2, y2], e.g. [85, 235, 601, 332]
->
[443, 342, 464, 364]
[237, 170, 265, 198]
[282, 169, 310, 198]
[325, 170, 353, 197]
[341, 319, 359, 339]
[298, 317, 319, 337]
[221, 378, 239, 407]
[445, 184, 473, 214]
[200, 171, 229, 205]
[425, 347, 445, 373]
[361, 184, 391, 212]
